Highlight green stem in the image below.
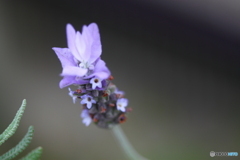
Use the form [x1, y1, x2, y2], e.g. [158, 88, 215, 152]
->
[112, 125, 149, 160]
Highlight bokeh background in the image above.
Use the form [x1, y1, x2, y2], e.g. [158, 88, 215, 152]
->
[0, 0, 240, 160]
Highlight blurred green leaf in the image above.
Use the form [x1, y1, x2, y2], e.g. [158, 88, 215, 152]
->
[19, 147, 43, 160]
[0, 99, 42, 160]
[0, 126, 34, 160]
[0, 99, 27, 146]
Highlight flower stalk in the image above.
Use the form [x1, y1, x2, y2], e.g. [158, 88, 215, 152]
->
[112, 125, 149, 160]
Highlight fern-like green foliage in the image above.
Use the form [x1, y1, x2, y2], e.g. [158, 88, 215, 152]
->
[0, 126, 34, 160]
[0, 99, 27, 145]
[0, 99, 42, 160]
[19, 147, 42, 160]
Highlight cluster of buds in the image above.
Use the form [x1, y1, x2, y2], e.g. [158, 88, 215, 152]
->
[69, 75, 130, 128]
[53, 23, 131, 128]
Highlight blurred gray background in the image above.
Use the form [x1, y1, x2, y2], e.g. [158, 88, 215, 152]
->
[0, 0, 240, 160]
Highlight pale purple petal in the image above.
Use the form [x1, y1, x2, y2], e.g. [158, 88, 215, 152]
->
[68, 88, 77, 103]
[80, 95, 96, 109]
[75, 31, 86, 61]
[89, 71, 110, 80]
[85, 59, 110, 79]
[81, 25, 91, 61]
[90, 78, 102, 89]
[52, 47, 76, 68]
[59, 76, 89, 88]
[81, 109, 92, 126]
[116, 98, 128, 112]
[94, 59, 107, 71]
[59, 76, 74, 88]
[80, 109, 88, 118]
[66, 24, 82, 61]
[88, 23, 102, 63]
[118, 107, 126, 112]
[61, 66, 88, 77]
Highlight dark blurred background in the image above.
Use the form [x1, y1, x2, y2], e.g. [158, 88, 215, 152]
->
[0, 0, 240, 160]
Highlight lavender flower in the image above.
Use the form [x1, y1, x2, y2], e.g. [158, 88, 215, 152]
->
[80, 95, 96, 109]
[81, 109, 92, 126]
[90, 77, 102, 89]
[53, 23, 110, 88]
[116, 98, 128, 112]
[53, 23, 131, 128]
[68, 88, 78, 103]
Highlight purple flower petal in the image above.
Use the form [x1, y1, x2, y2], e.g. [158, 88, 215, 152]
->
[90, 77, 102, 89]
[59, 76, 89, 88]
[66, 24, 82, 61]
[90, 71, 110, 80]
[66, 23, 102, 65]
[61, 66, 88, 77]
[91, 59, 110, 79]
[94, 59, 106, 70]
[80, 95, 96, 109]
[116, 98, 128, 112]
[59, 77, 74, 88]
[75, 31, 86, 61]
[52, 47, 76, 68]
[88, 23, 102, 64]
[81, 109, 92, 126]
[84, 59, 110, 79]
[82, 25, 93, 61]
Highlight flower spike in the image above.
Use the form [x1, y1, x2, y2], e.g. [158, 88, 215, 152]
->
[53, 23, 130, 128]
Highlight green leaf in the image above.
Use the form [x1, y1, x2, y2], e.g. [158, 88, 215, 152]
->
[0, 126, 34, 160]
[0, 99, 27, 146]
[19, 147, 43, 160]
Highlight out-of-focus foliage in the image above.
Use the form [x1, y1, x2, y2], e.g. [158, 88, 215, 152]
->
[0, 100, 42, 160]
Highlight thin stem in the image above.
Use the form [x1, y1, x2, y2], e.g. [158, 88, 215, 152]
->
[112, 125, 149, 160]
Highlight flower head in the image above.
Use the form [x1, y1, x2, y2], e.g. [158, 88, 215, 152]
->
[53, 23, 110, 88]
[53, 23, 130, 129]
[81, 109, 92, 126]
[80, 95, 96, 109]
[116, 98, 128, 112]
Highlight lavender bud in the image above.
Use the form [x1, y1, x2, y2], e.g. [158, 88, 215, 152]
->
[92, 90, 99, 97]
